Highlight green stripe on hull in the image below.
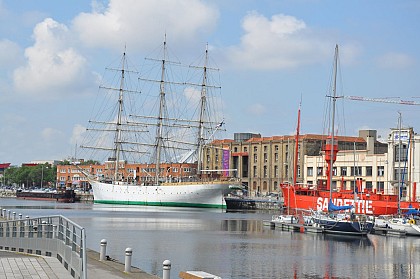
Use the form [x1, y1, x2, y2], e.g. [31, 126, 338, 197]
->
[94, 200, 226, 209]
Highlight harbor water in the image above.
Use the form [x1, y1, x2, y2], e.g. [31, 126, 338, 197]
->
[0, 198, 419, 279]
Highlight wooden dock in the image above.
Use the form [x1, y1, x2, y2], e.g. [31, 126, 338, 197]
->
[264, 221, 324, 233]
[265, 221, 407, 237]
[371, 227, 406, 237]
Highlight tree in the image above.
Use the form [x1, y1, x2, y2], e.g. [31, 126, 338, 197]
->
[3, 164, 57, 189]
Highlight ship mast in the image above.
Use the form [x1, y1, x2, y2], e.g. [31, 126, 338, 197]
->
[112, 52, 128, 182]
[196, 45, 209, 176]
[154, 38, 168, 184]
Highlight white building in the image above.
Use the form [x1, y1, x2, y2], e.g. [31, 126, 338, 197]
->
[304, 127, 420, 202]
[304, 148, 389, 194]
[387, 126, 419, 202]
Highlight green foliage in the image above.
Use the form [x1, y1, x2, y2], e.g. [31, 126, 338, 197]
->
[3, 163, 57, 189]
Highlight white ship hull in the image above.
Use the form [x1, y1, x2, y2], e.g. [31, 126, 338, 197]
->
[91, 180, 236, 208]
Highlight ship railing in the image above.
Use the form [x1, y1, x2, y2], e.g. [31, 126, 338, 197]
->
[0, 213, 86, 279]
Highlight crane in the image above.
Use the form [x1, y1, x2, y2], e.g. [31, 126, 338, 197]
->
[338, 95, 420, 106]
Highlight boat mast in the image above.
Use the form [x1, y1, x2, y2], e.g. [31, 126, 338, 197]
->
[113, 51, 127, 182]
[397, 112, 402, 215]
[329, 44, 339, 202]
[196, 45, 209, 176]
[293, 102, 301, 186]
[154, 37, 168, 184]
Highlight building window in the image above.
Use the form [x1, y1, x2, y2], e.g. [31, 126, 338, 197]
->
[298, 144, 301, 161]
[333, 167, 337, 176]
[254, 154, 258, 163]
[264, 146, 267, 152]
[351, 166, 362, 176]
[394, 168, 406, 182]
[317, 167, 323, 176]
[253, 166, 257, 177]
[215, 154, 219, 163]
[274, 166, 279, 177]
[264, 153, 268, 163]
[297, 165, 301, 178]
[366, 181, 373, 190]
[234, 147, 238, 152]
[263, 166, 267, 178]
[366, 166, 372, 176]
[341, 167, 347, 176]
[274, 153, 278, 162]
[275, 145, 279, 151]
[307, 167, 313, 177]
[377, 181, 384, 192]
[244, 147, 248, 152]
[254, 146, 258, 152]
[377, 166, 384, 176]
[394, 144, 408, 162]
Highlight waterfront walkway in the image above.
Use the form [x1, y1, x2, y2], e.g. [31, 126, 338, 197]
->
[0, 249, 160, 279]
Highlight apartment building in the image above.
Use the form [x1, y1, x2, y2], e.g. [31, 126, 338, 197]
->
[204, 130, 386, 197]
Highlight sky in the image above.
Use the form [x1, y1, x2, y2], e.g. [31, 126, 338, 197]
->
[1, 0, 420, 165]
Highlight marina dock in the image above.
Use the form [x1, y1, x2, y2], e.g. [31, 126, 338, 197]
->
[265, 220, 410, 236]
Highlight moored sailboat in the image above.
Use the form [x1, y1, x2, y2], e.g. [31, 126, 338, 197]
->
[298, 45, 374, 235]
[79, 40, 240, 208]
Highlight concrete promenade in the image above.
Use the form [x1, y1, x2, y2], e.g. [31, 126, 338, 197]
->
[0, 249, 160, 279]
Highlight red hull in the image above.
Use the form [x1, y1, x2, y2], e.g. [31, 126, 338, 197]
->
[280, 184, 420, 215]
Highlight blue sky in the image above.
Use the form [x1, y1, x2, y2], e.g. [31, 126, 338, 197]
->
[1, 0, 420, 165]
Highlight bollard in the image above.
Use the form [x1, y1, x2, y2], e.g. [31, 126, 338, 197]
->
[19, 214, 22, 219]
[7, 210, 11, 220]
[2, 209, 5, 218]
[12, 212, 16, 220]
[124, 248, 132, 273]
[163, 260, 171, 279]
[99, 239, 107, 261]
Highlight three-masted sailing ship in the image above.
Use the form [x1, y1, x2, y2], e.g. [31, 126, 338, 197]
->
[80, 40, 240, 208]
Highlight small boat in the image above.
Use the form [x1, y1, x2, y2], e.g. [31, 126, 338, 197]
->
[386, 217, 420, 236]
[271, 214, 299, 224]
[375, 213, 420, 236]
[16, 189, 76, 203]
[310, 208, 374, 236]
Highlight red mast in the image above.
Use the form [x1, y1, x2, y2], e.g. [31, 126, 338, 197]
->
[293, 103, 301, 186]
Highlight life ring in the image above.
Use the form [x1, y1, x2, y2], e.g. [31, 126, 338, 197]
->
[409, 219, 415, 225]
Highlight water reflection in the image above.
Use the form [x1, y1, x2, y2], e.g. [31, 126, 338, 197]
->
[1, 199, 419, 279]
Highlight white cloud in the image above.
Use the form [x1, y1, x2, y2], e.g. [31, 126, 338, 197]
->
[247, 103, 265, 116]
[70, 124, 86, 146]
[72, 0, 219, 52]
[225, 12, 335, 70]
[0, 39, 22, 69]
[41, 127, 64, 141]
[377, 52, 414, 70]
[12, 18, 92, 99]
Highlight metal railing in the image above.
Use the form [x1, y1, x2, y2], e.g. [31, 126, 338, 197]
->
[0, 211, 86, 279]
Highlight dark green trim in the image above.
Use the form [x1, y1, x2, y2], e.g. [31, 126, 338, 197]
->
[93, 200, 226, 209]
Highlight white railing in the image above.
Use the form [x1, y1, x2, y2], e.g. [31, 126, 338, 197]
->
[0, 211, 86, 279]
